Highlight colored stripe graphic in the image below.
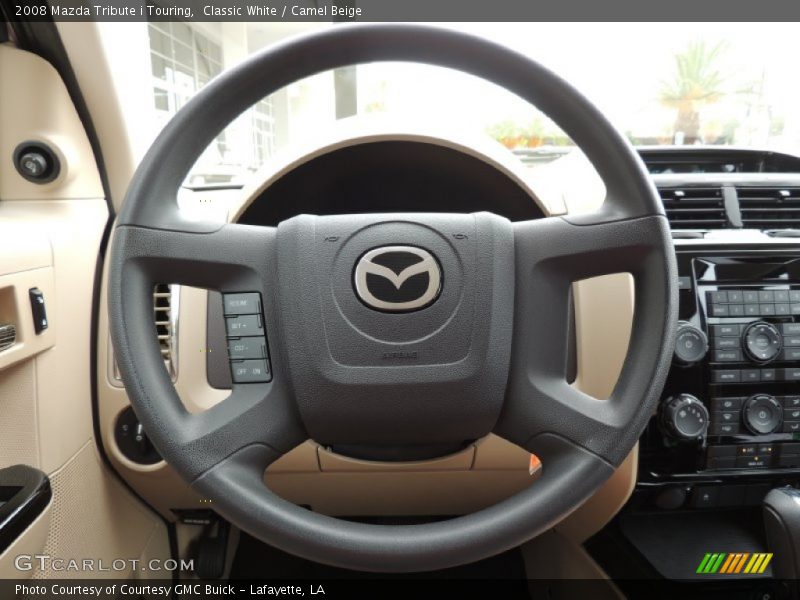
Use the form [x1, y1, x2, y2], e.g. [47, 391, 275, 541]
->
[734, 553, 749, 573]
[697, 553, 773, 575]
[696, 553, 713, 573]
[744, 554, 760, 574]
[719, 553, 735, 573]
[720, 553, 737, 573]
[710, 553, 725, 573]
[759, 553, 773, 573]
[725, 553, 737, 573]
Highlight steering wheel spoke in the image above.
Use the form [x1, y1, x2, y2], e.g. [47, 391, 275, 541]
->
[111, 222, 274, 291]
[494, 214, 677, 464]
[180, 383, 306, 479]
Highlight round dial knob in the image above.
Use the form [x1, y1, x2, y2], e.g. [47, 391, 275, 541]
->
[19, 152, 48, 178]
[743, 321, 782, 363]
[660, 394, 710, 441]
[743, 394, 782, 435]
[674, 321, 708, 366]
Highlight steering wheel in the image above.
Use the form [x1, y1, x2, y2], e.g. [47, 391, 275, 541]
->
[109, 24, 677, 573]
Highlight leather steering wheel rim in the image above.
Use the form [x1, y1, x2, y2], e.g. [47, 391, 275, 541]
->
[108, 24, 678, 573]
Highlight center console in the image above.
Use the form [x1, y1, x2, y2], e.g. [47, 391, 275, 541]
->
[638, 250, 800, 510]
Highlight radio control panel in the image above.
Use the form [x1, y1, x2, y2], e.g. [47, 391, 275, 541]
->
[708, 321, 800, 383]
[640, 251, 800, 489]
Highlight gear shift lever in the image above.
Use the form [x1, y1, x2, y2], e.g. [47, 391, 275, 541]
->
[764, 487, 800, 596]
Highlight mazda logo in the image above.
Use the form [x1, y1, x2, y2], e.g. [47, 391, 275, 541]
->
[353, 246, 442, 312]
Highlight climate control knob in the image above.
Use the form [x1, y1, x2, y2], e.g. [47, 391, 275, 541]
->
[660, 394, 709, 441]
[743, 394, 782, 435]
[674, 321, 708, 366]
[742, 321, 782, 363]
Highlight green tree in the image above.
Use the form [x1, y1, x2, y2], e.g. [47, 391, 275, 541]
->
[660, 41, 727, 144]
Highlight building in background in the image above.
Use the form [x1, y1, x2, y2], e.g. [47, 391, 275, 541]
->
[103, 22, 339, 186]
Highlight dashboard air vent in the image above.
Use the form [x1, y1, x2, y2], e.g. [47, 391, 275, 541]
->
[0, 324, 16, 352]
[737, 187, 800, 230]
[658, 187, 727, 230]
[153, 284, 179, 379]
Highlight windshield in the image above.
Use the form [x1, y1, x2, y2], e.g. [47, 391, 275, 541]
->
[100, 22, 800, 186]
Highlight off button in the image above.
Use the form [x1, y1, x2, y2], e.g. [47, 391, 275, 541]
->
[231, 359, 271, 383]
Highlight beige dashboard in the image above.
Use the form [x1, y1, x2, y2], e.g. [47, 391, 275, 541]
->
[96, 125, 636, 542]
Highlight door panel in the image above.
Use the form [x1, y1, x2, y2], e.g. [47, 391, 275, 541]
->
[0, 42, 170, 579]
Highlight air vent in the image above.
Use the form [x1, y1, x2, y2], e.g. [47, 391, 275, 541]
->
[658, 187, 727, 229]
[0, 324, 16, 352]
[154, 284, 179, 379]
[110, 285, 179, 385]
[737, 187, 800, 230]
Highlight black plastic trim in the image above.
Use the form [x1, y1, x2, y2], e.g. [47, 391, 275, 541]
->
[0, 465, 51, 554]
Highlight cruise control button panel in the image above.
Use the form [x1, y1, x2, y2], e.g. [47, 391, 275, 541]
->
[223, 292, 272, 383]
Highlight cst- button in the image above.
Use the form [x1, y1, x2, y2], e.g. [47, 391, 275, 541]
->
[228, 337, 267, 360]
[230, 359, 271, 383]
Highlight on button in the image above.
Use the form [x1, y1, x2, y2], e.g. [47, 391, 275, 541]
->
[231, 359, 271, 383]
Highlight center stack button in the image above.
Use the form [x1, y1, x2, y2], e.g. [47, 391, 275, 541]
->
[742, 321, 782, 363]
[743, 394, 782, 435]
[674, 321, 708, 366]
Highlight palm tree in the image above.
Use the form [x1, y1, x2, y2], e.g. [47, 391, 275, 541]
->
[660, 41, 727, 144]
